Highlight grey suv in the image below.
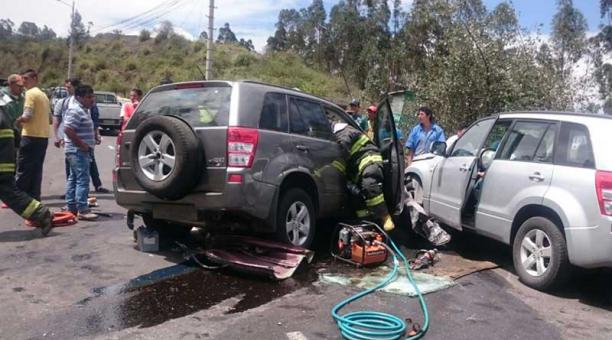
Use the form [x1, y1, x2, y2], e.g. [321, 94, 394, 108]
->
[113, 81, 405, 248]
[406, 112, 612, 290]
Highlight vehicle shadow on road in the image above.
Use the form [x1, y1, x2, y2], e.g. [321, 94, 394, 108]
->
[445, 229, 612, 311]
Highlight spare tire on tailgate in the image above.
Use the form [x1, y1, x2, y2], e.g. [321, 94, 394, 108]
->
[131, 115, 203, 200]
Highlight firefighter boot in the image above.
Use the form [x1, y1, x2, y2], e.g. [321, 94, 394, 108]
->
[39, 209, 54, 237]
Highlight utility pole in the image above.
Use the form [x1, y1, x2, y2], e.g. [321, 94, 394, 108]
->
[205, 0, 214, 80]
[67, 0, 75, 79]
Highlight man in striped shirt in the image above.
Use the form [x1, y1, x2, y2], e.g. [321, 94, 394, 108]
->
[63, 85, 98, 221]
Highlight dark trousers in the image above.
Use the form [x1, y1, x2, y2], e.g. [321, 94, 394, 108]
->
[64, 149, 102, 189]
[15, 136, 48, 201]
[0, 173, 48, 221]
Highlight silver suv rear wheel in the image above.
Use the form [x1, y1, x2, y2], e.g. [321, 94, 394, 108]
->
[276, 188, 315, 248]
[512, 216, 570, 291]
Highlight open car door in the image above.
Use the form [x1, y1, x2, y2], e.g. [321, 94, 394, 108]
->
[374, 93, 406, 215]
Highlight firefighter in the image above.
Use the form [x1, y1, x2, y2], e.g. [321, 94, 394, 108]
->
[330, 119, 395, 231]
[0, 93, 53, 236]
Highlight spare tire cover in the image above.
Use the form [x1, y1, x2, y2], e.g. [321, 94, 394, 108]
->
[131, 115, 203, 200]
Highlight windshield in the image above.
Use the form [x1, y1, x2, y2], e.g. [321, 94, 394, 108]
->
[128, 85, 231, 128]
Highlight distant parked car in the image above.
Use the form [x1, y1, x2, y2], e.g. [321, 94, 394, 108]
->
[50, 86, 68, 109]
[406, 112, 612, 291]
[95, 91, 122, 131]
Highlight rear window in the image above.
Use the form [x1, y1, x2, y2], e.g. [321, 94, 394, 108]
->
[555, 122, 595, 169]
[129, 86, 231, 128]
[95, 93, 117, 104]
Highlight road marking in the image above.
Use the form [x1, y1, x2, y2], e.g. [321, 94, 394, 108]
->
[286, 331, 308, 340]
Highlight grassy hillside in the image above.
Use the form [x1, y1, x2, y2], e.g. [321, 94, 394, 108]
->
[0, 34, 351, 101]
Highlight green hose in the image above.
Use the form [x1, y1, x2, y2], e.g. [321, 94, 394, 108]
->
[331, 232, 430, 339]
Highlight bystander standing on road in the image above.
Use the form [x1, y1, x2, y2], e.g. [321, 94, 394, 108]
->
[404, 106, 445, 165]
[119, 88, 142, 130]
[63, 85, 98, 221]
[0, 74, 25, 209]
[52, 78, 80, 189]
[345, 98, 368, 131]
[445, 122, 469, 153]
[88, 101, 109, 193]
[15, 69, 50, 203]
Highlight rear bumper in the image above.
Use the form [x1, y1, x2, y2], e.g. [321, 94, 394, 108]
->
[565, 215, 612, 268]
[99, 118, 121, 129]
[113, 168, 278, 229]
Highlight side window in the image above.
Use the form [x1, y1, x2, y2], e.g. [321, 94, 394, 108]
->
[499, 121, 550, 162]
[555, 122, 595, 168]
[450, 118, 495, 157]
[534, 125, 556, 163]
[289, 98, 332, 139]
[259, 93, 288, 132]
[483, 120, 511, 152]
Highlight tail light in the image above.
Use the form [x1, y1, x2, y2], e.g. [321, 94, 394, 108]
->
[595, 170, 612, 216]
[115, 131, 123, 168]
[227, 127, 258, 168]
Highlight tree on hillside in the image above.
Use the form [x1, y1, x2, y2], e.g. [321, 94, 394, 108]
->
[70, 10, 88, 46]
[551, 0, 588, 109]
[238, 38, 254, 51]
[199, 30, 208, 41]
[155, 20, 174, 43]
[0, 19, 14, 40]
[139, 29, 151, 42]
[217, 23, 237, 43]
[602, 0, 612, 21]
[267, 9, 305, 52]
[18, 21, 40, 38]
[39, 25, 56, 40]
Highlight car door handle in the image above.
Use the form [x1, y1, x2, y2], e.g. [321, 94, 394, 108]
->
[295, 145, 309, 152]
[529, 172, 545, 182]
[459, 164, 470, 172]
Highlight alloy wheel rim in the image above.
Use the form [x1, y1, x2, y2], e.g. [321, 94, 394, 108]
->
[520, 228, 553, 277]
[138, 130, 176, 181]
[285, 201, 310, 246]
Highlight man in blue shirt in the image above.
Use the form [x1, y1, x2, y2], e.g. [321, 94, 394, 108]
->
[405, 106, 446, 164]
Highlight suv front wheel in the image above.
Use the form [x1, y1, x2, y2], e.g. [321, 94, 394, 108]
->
[512, 216, 570, 290]
[276, 188, 316, 248]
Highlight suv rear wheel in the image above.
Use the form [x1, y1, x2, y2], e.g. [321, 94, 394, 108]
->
[276, 188, 315, 248]
[512, 216, 570, 290]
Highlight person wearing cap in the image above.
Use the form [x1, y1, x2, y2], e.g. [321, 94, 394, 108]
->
[346, 98, 368, 131]
[366, 105, 378, 139]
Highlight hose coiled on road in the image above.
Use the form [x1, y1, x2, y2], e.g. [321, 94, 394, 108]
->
[331, 229, 430, 339]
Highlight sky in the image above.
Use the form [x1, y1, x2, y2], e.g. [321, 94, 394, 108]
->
[1, 0, 607, 52]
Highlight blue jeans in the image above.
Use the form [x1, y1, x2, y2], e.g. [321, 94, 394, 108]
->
[65, 151, 91, 213]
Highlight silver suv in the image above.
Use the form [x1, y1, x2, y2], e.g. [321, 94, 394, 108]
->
[406, 112, 612, 290]
[113, 81, 405, 248]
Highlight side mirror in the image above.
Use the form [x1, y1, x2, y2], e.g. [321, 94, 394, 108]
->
[478, 148, 496, 171]
[431, 141, 447, 156]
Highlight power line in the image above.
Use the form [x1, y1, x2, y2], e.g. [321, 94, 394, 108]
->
[114, 0, 190, 32]
[91, 0, 183, 33]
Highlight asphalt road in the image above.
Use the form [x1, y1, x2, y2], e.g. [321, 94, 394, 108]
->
[0, 135, 610, 340]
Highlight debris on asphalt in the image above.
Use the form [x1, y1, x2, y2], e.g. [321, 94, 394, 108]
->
[203, 235, 313, 280]
[410, 249, 440, 271]
[136, 225, 159, 252]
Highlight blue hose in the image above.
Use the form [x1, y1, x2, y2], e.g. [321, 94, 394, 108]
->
[331, 235, 430, 340]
